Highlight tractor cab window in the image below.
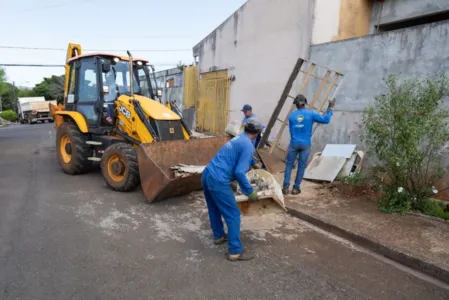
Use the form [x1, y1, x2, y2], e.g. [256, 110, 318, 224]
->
[109, 60, 141, 97]
[78, 59, 99, 103]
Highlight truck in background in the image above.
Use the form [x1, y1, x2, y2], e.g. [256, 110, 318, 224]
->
[18, 97, 57, 124]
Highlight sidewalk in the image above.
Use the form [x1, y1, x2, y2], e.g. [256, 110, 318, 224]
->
[277, 178, 449, 284]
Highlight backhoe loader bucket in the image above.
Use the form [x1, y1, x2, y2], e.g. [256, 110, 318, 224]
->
[137, 136, 230, 202]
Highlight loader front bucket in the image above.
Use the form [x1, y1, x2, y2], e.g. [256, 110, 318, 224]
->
[137, 136, 230, 202]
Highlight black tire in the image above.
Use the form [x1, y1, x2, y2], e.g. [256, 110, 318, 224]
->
[48, 119, 54, 123]
[56, 122, 91, 175]
[101, 143, 140, 192]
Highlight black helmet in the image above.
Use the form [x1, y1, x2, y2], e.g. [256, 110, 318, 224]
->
[244, 119, 262, 134]
[293, 94, 307, 106]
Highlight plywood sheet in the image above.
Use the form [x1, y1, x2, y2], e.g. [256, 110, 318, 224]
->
[304, 155, 347, 182]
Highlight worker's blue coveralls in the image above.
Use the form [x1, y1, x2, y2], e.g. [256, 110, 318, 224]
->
[283, 108, 333, 189]
[202, 134, 255, 255]
[242, 114, 265, 148]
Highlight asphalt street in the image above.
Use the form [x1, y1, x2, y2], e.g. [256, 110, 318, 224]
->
[0, 123, 448, 300]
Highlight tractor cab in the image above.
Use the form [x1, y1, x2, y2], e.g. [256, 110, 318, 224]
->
[64, 53, 157, 131]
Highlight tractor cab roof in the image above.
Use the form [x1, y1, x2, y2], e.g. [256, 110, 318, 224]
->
[67, 52, 149, 64]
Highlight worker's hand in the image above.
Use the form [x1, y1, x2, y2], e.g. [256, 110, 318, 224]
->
[328, 98, 336, 110]
[248, 191, 259, 201]
[252, 162, 263, 169]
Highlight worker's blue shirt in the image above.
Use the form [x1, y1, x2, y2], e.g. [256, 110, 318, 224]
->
[288, 108, 333, 146]
[205, 133, 255, 195]
[242, 114, 266, 147]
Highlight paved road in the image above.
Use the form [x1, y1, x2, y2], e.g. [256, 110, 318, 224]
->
[0, 123, 448, 300]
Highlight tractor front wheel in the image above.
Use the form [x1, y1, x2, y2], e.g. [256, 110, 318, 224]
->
[101, 143, 140, 192]
[56, 122, 91, 174]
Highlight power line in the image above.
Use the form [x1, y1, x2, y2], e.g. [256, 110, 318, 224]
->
[0, 63, 178, 67]
[0, 45, 191, 52]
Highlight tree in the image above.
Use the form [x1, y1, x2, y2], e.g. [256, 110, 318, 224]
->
[0, 82, 19, 111]
[32, 75, 64, 103]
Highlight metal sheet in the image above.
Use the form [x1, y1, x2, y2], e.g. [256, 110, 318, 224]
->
[303, 155, 347, 182]
[321, 144, 356, 158]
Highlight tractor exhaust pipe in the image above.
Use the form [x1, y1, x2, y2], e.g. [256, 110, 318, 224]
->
[127, 50, 134, 98]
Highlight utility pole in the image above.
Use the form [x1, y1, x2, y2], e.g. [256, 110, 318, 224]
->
[12, 81, 17, 111]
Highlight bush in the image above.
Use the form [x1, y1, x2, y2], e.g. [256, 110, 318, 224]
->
[0, 110, 17, 122]
[417, 199, 449, 220]
[362, 73, 449, 212]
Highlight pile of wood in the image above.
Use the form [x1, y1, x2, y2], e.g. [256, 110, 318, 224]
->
[170, 164, 206, 178]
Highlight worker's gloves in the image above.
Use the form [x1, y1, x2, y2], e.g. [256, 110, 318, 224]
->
[252, 162, 263, 169]
[248, 191, 259, 201]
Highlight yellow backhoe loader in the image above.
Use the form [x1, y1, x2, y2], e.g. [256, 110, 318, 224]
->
[50, 43, 228, 202]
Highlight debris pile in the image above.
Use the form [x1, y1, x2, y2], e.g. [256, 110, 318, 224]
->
[171, 164, 206, 178]
[304, 144, 366, 182]
[235, 169, 286, 211]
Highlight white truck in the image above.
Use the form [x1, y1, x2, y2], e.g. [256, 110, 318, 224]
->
[18, 97, 57, 124]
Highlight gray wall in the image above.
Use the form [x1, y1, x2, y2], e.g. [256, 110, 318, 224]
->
[371, 0, 449, 29]
[308, 19, 449, 173]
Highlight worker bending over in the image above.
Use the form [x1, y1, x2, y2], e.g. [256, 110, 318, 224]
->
[241, 104, 265, 148]
[283, 94, 335, 195]
[202, 120, 261, 261]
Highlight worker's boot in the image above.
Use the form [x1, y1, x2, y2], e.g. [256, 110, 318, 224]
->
[292, 188, 301, 195]
[226, 250, 254, 261]
[282, 187, 289, 195]
[214, 234, 228, 245]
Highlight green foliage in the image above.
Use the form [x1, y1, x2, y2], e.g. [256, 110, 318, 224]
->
[32, 75, 64, 103]
[362, 73, 449, 212]
[0, 110, 17, 121]
[417, 199, 449, 220]
[340, 173, 366, 187]
[0, 82, 19, 111]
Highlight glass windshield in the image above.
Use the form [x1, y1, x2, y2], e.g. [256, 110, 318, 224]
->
[102, 60, 154, 102]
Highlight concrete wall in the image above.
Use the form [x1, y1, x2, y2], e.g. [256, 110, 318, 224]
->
[193, 0, 315, 126]
[311, 0, 341, 44]
[312, 0, 373, 44]
[309, 20, 449, 193]
[371, 0, 449, 28]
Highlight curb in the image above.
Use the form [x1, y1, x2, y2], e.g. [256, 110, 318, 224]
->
[286, 206, 449, 285]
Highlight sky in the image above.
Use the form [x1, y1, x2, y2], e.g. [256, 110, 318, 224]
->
[0, 0, 247, 87]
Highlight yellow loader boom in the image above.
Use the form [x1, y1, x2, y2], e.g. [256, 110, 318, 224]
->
[50, 43, 228, 202]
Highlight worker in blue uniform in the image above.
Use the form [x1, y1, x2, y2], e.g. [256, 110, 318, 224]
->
[202, 120, 262, 261]
[283, 94, 335, 195]
[241, 104, 266, 148]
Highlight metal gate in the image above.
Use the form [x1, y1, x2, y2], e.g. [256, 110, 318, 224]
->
[196, 70, 229, 134]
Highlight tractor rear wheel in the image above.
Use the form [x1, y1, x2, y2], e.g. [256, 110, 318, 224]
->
[56, 122, 91, 174]
[101, 143, 140, 192]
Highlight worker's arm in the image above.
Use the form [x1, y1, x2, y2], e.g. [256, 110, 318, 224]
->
[234, 145, 255, 196]
[312, 109, 333, 124]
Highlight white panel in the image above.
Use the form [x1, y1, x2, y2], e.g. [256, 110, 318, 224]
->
[321, 144, 356, 158]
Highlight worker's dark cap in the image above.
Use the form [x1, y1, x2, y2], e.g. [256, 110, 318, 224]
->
[244, 119, 262, 134]
[293, 94, 307, 105]
[241, 104, 252, 112]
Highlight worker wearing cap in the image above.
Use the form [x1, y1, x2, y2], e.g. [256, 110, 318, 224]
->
[202, 120, 261, 261]
[241, 104, 265, 148]
[283, 94, 335, 195]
